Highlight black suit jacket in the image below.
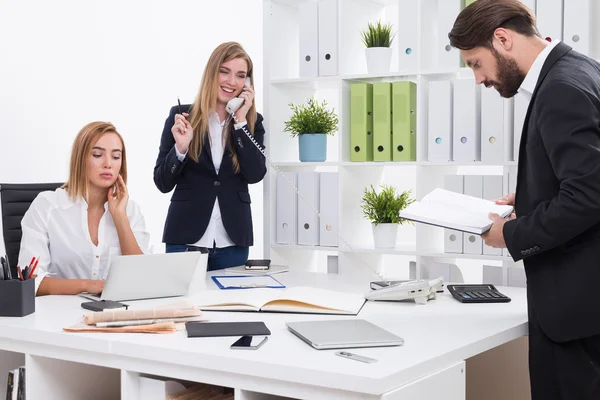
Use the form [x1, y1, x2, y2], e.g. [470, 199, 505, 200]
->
[503, 42, 600, 343]
[154, 105, 266, 247]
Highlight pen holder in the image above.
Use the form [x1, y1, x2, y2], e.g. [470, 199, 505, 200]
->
[0, 278, 35, 317]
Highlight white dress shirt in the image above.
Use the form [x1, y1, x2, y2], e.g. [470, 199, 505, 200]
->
[518, 40, 560, 100]
[18, 188, 150, 294]
[174, 112, 247, 248]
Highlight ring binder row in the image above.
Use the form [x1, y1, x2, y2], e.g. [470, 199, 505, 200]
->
[6, 366, 25, 400]
[299, 0, 338, 78]
[483, 264, 527, 288]
[275, 171, 339, 247]
[350, 81, 417, 163]
[443, 174, 515, 256]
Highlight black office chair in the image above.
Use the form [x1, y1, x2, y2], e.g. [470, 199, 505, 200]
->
[0, 183, 63, 276]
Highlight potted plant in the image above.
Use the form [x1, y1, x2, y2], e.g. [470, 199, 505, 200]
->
[360, 20, 395, 74]
[361, 185, 414, 248]
[284, 98, 338, 162]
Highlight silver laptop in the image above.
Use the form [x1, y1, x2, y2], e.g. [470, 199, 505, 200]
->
[286, 319, 404, 350]
[81, 252, 207, 301]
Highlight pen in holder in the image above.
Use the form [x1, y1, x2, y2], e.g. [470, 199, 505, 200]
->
[0, 278, 35, 317]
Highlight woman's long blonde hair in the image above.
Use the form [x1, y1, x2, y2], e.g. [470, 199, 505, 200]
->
[187, 42, 257, 173]
[63, 122, 127, 200]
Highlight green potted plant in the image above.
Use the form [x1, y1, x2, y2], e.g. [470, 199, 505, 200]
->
[361, 184, 414, 248]
[360, 20, 395, 74]
[284, 98, 339, 162]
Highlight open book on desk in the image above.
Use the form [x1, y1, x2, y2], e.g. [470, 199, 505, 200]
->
[191, 287, 366, 315]
[399, 188, 513, 235]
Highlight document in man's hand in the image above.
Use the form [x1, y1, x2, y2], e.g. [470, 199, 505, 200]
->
[399, 188, 514, 235]
[191, 287, 366, 315]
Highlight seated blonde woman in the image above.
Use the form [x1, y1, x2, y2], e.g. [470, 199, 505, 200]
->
[19, 121, 150, 296]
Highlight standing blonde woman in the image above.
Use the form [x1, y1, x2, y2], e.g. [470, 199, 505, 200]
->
[19, 122, 150, 295]
[154, 41, 266, 270]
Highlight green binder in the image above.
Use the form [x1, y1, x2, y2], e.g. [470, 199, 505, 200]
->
[464, 0, 477, 6]
[372, 82, 392, 162]
[392, 81, 417, 161]
[350, 83, 373, 162]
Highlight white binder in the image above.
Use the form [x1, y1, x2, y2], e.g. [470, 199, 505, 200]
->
[428, 80, 453, 162]
[276, 172, 297, 245]
[536, 0, 563, 42]
[428, 263, 463, 283]
[481, 86, 505, 165]
[297, 171, 320, 246]
[482, 265, 506, 286]
[299, 1, 319, 78]
[513, 92, 529, 161]
[563, 0, 591, 56]
[463, 175, 483, 255]
[317, 0, 338, 76]
[507, 267, 527, 288]
[453, 79, 481, 162]
[437, 0, 462, 69]
[444, 175, 464, 254]
[483, 175, 504, 256]
[319, 172, 338, 247]
[396, 0, 418, 71]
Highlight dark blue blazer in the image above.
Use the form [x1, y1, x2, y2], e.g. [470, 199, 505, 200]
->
[154, 105, 266, 247]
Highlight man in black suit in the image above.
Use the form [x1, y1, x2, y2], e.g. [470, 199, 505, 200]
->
[449, 1, 600, 398]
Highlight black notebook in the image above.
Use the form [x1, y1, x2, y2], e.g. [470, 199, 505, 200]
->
[185, 321, 271, 338]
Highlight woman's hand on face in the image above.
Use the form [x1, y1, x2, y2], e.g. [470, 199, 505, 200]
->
[171, 112, 193, 154]
[108, 175, 129, 218]
[86, 279, 105, 295]
[234, 85, 255, 123]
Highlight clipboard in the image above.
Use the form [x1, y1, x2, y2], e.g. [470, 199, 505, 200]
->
[211, 275, 286, 290]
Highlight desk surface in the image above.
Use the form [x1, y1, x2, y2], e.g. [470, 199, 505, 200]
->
[0, 271, 528, 396]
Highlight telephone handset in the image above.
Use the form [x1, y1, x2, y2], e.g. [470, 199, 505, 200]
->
[226, 77, 252, 115]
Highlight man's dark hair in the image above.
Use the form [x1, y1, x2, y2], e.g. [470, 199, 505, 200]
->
[449, 0, 541, 50]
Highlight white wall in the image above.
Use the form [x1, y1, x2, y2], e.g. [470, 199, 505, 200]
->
[0, 0, 264, 256]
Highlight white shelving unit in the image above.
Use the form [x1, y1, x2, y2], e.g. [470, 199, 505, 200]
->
[262, 0, 597, 282]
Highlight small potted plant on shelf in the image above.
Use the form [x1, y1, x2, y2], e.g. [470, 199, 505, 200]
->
[284, 97, 338, 162]
[361, 184, 414, 248]
[360, 20, 395, 74]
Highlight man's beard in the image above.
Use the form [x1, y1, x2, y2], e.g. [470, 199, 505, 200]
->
[485, 50, 526, 98]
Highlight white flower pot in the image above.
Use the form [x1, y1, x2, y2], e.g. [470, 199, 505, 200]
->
[365, 47, 392, 74]
[372, 223, 398, 249]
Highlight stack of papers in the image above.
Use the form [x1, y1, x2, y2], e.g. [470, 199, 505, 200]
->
[63, 302, 204, 333]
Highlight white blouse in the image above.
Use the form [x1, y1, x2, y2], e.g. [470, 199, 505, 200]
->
[18, 188, 150, 294]
[174, 112, 247, 248]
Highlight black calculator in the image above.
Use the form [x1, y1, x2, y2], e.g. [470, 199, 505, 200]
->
[447, 284, 511, 303]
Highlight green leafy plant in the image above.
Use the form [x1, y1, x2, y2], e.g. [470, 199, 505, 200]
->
[360, 20, 395, 48]
[361, 185, 415, 226]
[284, 98, 339, 138]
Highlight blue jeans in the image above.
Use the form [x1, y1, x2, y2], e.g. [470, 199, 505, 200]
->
[165, 244, 249, 271]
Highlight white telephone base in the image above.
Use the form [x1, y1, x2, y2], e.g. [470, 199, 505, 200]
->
[365, 277, 444, 305]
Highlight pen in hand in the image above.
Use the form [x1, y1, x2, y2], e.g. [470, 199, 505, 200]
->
[177, 97, 182, 115]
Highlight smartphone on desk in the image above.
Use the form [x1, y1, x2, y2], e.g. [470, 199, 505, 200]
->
[245, 259, 270, 270]
[231, 335, 268, 350]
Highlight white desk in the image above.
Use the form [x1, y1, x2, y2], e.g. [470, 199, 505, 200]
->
[0, 272, 528, 400]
